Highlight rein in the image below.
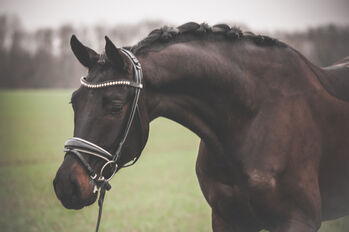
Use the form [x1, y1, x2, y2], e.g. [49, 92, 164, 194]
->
[63, 48, 143, 232]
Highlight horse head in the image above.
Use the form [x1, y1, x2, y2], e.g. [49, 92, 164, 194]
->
[53, 35, 149, 209]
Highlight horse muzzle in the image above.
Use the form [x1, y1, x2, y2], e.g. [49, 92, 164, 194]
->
[53, 154, 98, 209]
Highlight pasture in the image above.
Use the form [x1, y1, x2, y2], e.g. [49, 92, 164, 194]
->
[0, 90, 348, 232]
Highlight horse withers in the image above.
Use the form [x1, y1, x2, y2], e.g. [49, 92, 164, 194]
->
[53, 22, 349, 232]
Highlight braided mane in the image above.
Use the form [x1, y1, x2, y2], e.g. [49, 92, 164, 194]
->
[130, 22, 286, 53]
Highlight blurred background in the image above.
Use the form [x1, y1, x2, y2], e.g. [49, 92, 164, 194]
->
[0, 0, 349, 88]
[0, 0, 349, 231]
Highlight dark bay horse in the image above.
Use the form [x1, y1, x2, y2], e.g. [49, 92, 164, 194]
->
[53, 22, 349, 232]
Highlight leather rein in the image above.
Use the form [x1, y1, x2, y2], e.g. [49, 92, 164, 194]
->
[63, 48, 143, 232]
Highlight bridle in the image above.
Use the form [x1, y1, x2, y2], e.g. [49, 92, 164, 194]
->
[63, 48, 143, 232]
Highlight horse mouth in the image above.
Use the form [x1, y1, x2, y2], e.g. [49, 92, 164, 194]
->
[61, 198, 85, 210]
[56, 189, 98, 210]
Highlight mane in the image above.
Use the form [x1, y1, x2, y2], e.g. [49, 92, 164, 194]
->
[130, 22, 287, 53]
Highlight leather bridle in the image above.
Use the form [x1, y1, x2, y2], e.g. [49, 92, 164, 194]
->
[63, 48, 144, 232]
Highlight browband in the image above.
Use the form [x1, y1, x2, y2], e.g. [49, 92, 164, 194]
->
[80, 76, 143, 89]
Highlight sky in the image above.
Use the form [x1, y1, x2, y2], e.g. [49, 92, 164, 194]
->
[1, 0, 349, 32]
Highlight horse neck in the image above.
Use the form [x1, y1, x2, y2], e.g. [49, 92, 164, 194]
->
[137, 41, 255, 153]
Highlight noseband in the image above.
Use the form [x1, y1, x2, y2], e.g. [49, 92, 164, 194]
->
[63, 48, 143, 232]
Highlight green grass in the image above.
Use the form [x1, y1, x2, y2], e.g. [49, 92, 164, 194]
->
[0, 90, 348, 232]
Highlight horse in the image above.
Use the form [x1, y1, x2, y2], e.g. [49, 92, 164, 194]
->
[53, 22, 349, 232]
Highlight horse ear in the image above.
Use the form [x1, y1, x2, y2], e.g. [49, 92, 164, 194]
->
[70, 35, 98, 68]
[105, 36, 127, 70]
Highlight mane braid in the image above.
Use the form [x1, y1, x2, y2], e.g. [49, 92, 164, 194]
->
[130, 22, 286, 53]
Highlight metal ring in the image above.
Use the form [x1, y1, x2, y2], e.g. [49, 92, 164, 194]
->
[99, 160, 118, 182]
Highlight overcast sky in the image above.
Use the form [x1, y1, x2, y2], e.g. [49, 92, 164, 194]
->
[1, 0, 349, 32]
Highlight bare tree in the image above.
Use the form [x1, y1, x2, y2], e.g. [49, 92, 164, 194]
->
[0, 14, 348, 88]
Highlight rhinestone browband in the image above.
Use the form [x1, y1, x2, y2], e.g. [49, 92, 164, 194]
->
[80, 76, 143, 89]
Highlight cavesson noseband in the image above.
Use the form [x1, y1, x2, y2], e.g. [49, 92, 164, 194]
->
[63, 48, 143, 232]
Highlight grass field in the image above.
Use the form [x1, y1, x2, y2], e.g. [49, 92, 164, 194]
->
[0, 90, 349, 232]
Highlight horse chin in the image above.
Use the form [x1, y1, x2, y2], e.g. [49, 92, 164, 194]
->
[84, 191, 98, 207]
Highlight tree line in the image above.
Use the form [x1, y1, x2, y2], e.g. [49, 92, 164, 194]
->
[0, 15, 348, 89]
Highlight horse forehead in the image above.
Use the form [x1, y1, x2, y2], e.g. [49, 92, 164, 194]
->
[87, 65, 116, 82]
[97, 54, 107, 64]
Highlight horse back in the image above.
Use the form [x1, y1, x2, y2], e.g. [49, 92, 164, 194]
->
[313, 57, 349, 101]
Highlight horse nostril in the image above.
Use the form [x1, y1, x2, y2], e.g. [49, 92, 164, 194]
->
[53, 177, 57, 188]
[53, 172, 86, 209]
[53, 174, 58, 187]
[53, 175, 64, 200]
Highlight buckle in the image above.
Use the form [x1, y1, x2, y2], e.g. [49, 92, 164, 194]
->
[90, 173, 97, 180]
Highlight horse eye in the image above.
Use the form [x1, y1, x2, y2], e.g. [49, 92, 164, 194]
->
[110, 103, 123, 115]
